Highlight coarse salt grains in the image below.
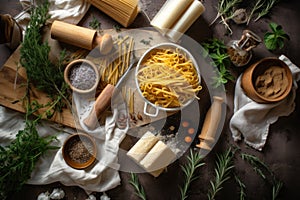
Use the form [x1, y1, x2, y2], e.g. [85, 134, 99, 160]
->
[69, 63, 97, 90]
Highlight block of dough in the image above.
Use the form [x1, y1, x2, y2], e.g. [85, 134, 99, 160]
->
[127, 131, 159, 163]
[139, 140, 176, 177]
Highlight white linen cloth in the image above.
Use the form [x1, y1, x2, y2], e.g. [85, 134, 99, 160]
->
[230, 55, 300, 151]
[15, 0, 90, 37]
[0, 0, 128, 194]
[0, 104, 126, 194]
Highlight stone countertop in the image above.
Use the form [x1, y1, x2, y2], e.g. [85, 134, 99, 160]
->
[1, 0, 300, 199]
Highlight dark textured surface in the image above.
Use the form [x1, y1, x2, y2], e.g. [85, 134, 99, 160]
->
[1, 0, 300, 199]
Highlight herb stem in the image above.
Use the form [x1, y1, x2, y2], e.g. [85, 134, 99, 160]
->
[129, 173, 147, 200]
[179, 149, 205, 200]
[207, 148, 235, 200]
[247, 0, 265, 25]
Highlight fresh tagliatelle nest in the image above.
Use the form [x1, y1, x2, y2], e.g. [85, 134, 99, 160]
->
[137, 47, 202, 108]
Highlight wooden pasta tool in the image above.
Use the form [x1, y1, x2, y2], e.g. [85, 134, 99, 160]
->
[83, 37, 135, 130]
[50, 20, 113, 54]
[83, 84, 115, 130]
[196, 96, 224, 150]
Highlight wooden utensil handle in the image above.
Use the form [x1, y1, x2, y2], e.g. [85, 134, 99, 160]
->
[196, 96, 224, 150]
[83, 84, 115, 130]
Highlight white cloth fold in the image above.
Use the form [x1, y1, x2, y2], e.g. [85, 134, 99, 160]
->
[0, 104, 126, 194]
[230, 55, 300, 151]
[0, 0, 127, 195]
[15, 0, 90, 38]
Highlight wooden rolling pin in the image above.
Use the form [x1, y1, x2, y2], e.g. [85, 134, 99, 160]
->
[196, 96, 224, 150]
[50, 20, 113, 54]
[83, 84, 115, 130]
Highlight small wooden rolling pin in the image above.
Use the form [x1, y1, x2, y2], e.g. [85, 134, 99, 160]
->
[196, 96, 224, 150]
[83, 84, 115, 130]
[50, 20, 113, 54]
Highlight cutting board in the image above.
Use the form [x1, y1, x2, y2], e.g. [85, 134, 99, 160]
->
[0, 27, 172, 129]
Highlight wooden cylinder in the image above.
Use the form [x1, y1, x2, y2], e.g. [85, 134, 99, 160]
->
[166, 0, 205, 42]
[83, 84, 115, 130]
[196, 96, 224, 150]
[150, 0, 194, 34]
[50, 20, 97, 50]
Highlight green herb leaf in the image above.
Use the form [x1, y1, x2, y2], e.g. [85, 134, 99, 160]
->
[89, 15, 101, 30]
[264, 22, 289, 51]
[19, 2, 71, 116]
[207, 148, 235, 200]
[0, 120, 58, 199]
[129, 173, 147, 200]
[179, 149, 205, 200]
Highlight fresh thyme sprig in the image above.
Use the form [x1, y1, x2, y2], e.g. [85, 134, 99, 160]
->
[234, 174, 246, 200]
[20, 2, 70, 117]
[179, 149, 205, 200]
[89, 15, 101, 30]
[207, 148, 235, 200]
[0, 117, 58, 200]
[255, 0, 280, 22]
[129, 172, 147, 200]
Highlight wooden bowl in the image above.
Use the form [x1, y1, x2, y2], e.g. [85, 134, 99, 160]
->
[64, 59, 100, 94]
[62, 133, 97, 169]
[241, 57, 292, 103]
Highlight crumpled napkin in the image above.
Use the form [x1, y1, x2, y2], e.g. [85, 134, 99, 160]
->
[0, 104, 126, 194]
[15, 0, 90, 37]
[230, 55, 300, 151]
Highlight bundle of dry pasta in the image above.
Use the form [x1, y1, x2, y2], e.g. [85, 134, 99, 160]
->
[87, 0, 139, 27]
[137, 48, 202, 108]
[99, 35, 134, 86]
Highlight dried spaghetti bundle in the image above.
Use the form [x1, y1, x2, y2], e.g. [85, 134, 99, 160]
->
[88, 0, 139, 27]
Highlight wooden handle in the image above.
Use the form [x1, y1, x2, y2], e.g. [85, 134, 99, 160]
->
[83, 84, 115, 130]
[196, 96, 224, 150]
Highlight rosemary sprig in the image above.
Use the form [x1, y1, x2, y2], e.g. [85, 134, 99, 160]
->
[272, 180, 283, 200]
[129, 172, 147, 200]
[207, 148, 235, 200]
[20, 2, 70, 117]
[241, 153, 269, 179]
[234, 174, 246, 200]
[247, 0, 265, 25]
[179, 149, 205, 200]
[241, 153, 284, 199]
[255, 0, 280, 22]
[210, 0, 242, 34]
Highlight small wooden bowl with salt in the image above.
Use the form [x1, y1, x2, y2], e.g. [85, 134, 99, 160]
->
[64, 59, 100, 94]
[62, 133, 97, 169]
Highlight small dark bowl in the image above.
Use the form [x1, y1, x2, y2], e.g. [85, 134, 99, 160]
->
[62, 133, 97, 169]
[241, 57, 292, 103]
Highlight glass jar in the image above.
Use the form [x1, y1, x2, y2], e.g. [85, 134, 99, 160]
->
[227, 30, 261, 67]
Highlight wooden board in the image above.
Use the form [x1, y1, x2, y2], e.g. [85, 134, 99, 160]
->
[0, 27, 171, 129]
